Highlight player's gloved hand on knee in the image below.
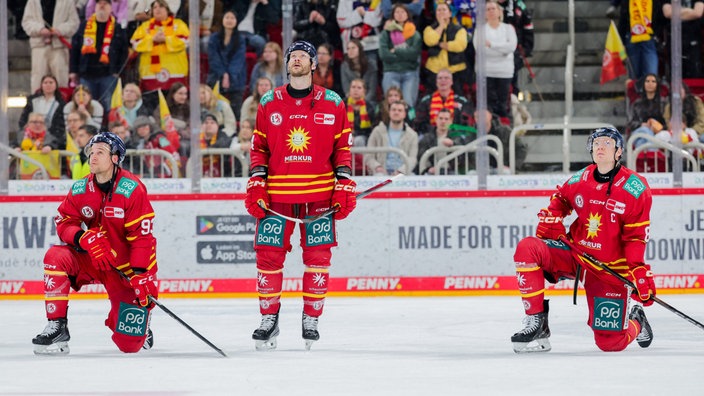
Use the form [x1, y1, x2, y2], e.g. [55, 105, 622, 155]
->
[245, 176, 269, 219]
[129, 270, 157, 307]
[630, 264, 656, 306]
[535, 208, 566, 240]
[332, 178, 356, 220]
[78, 227, 115, 271]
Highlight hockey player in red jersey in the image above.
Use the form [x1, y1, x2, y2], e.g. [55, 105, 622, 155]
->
[32, 132, 159, 355]
[244, 40, 355, 350]
[511, 127, 655, 353]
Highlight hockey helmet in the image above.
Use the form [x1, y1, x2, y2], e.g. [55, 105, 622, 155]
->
[85, 131, 127, 166]
[285, 40, 317, 71]
[587, 126, 624, 155]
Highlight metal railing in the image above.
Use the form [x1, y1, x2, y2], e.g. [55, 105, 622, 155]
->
[418, 135, 504, 175]
[351, 146, 414, 176]
[186, 148, 250, 178]
[626, 132, 700, 172]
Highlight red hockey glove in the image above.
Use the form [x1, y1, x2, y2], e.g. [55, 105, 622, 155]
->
[129, 271, 157, 307]
[78, 228, 115, 271]
[331, 178, 357, 220]
[630, 264, 656, 306]
[535, 209, 566, 240]
[245, 176, 269, 219]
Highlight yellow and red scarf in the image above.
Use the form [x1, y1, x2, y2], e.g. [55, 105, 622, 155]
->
[81, 15, 115, 64]
[148, 16, 176, 73]
[347, 97, 371, 129]
[199, 131, 221, 176]
[429, 91, 455, 125]
[629, 0, 653, 43]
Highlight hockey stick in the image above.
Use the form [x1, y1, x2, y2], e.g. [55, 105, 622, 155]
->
[559, 236, 704, 332]
[259, 173, 404, 224]
[114, 269, 228, 357]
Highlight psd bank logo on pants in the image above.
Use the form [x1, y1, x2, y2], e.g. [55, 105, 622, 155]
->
[116, 302, 148, 336]
[592, 298, 624, 331]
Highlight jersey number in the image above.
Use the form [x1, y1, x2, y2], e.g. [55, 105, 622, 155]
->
[141, 219, 154, 236]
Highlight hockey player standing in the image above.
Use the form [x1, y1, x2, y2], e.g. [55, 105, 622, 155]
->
[244, 40, 356, 350]
[32, 132, 159, 355]
[511, 127, 655, 353]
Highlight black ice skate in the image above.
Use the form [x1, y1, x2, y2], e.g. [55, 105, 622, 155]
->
[629, 305, 653, 348]
[511, 300, 551, 353]
[302, 313, 320, 350]
[252, 312, 279, 351]
[142, 328, 154, 350]
[32, 318, 70, 355]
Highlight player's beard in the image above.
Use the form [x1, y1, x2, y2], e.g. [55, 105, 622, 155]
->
[289, 63, 312, 78]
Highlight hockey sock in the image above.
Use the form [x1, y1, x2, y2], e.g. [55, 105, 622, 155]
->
[257, 269, 283, 315]
[516, 265, 546, 315]
[43, 267, 71, 320]
[302, 267, 329, 317]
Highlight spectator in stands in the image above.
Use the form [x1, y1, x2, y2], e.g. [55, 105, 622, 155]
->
[615, 0, 664, 80]
[129, 115, 180, 177]
[241, 76, 273, 123]
[293, 0, 342, 49]
[365, 100, 419, 175]
[130, 0, 189, 92]
[473, 108, 527, 170]
[346, 78, 377, 147]
[199, 112, 233, 177]
[84, 0, 129, 28]
[126, 0, 151, 39]
[337, 0, 383, 61]
[662, 0, 703, 79]
[19, 75, 67, 150]
[16, 113, 58, 153]
[180, 0, 215, 49]
[231, 117, 254, 154]
[233, 0, 282, 57]
[313, 43, 343, 95]
[68, 124, 99, 180]
[65, 110, 88, 154]
[107, 82, 152, 130]
[474, 0, 517, 121]
[9, 0, 29, 39]
[497, 0, 534, 95]
[422, 2, 468, 94]
[511, 93, 533, 127]
[417, 108, 470, 174]
[378, 85, 415, 125]
[199, 84, 238, 138]
[415, 69, 473, 136]
[379, 3, 422, 112]
[108, 119, 131, 146]
[663, 83, 704, 139]
[63, 85, 105, 129]
[249, 41, 285, 94]
[207, 9, 248, 121]
[341, 39, 379, 107]
[627, 73, 669, 148]
[22, 0, 80, 91]
[70, 0, 129, 113]
[381, 0, 424, 21]
[154, 82, 190, 155]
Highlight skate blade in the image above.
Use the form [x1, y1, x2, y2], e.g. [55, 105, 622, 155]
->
[255, 337, 278, 351]
[33, 342, 70, 355]
[512, 338, 551, 354]
[304, 339, 316, 351]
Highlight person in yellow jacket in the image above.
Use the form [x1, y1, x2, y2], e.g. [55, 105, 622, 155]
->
[69, 125, 98, 180]
[130, 0, 189, 93]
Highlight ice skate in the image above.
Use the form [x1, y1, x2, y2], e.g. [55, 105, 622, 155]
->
[511, 300, 551, 353]
[32, 318, 70, 355]
[142, 328, 154, 350]
[629, 305, 653, 348]
[252, 313, 279, 351]
[302, 313, 320, 350]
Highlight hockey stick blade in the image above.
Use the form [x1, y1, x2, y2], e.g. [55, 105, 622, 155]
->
[259, 174, 404, 224]
[559, 236, 704, 332]
[114, 268, 228, 357]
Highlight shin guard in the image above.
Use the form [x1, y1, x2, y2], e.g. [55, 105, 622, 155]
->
[302, 267, 329, 317]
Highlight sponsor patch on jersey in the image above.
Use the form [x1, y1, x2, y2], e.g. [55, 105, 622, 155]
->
[260, 90, 274, 106]
[605, 198, 626, 214]
[71, 179, 87, 195]
[567, 168, 585, 185]
[270, 112, 283, 126]
[104, 206, 125, 218]
[592, 297, 624, 332]
[574, 194, 584, 208]
[255, 215, 285, 248]
[314, 113, 335, 125]
[115, 177, 138, 198]
[304, 215, 334, 247]
[81, 206, 94, 218]
[324, 89, 342, 106]
[115, 302, 148, 337]
[623, 174, 646, 198]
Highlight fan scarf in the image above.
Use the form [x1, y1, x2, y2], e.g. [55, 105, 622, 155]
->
[347, 98, 371, 129]
[148, 16, 176, 73]
[199, 132, 221, 176]
[429, 91, 455, 125]
[81, 15, 115, 64]
[629, 0, 653, 44]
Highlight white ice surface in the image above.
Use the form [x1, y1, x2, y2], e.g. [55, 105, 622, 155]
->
[1, 295, 703, 395]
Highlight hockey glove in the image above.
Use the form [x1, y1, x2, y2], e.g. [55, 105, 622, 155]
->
[245, 176, 269, 219]
[78, 228, 115, 271]
[129, 270, 157, 307]
[331, 178, 357, 220]
[535, 209, 566, 240]
[630, 264, 656, 306]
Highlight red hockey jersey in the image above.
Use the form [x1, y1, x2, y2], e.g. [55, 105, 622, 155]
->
[549, 164, 652, 276]
[251, 84, 352, 204]
[55, 168, 158, 275]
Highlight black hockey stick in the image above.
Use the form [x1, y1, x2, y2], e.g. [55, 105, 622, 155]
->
[559, 236, 704, 332]
[259, 174, 404, 224]
[114, 269, 228, 357]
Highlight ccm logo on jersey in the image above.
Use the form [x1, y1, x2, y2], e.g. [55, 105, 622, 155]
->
[314, 113, 335, 125]
[104, 206, 125, 218]
[290, 114, 308, 119]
